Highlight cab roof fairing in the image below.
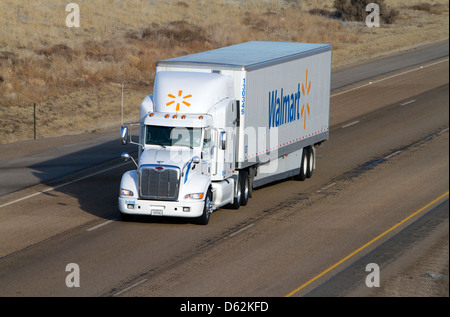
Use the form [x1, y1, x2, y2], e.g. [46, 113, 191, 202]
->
[153, 71, 233, 114]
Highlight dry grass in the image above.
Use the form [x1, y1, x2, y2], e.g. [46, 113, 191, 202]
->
[408, 2, 449, 14]
[0, 0, 448, 144]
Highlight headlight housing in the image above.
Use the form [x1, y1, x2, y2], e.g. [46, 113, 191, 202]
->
[120, 188, 134, 196]
[184, 193, 204, 200]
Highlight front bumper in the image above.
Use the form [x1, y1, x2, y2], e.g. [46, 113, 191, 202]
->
[118, 196, 205, 218]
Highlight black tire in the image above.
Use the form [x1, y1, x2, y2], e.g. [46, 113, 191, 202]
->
[306, 146, 314, 179]
[198, 188, 212, 225]
[295, 148, 308, 181]
[240, 171, 249, 206]
[229, 175, 242, 210]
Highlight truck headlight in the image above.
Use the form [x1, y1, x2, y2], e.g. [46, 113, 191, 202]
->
[120, 189, 134, 196]
[184, 193, 204, 200]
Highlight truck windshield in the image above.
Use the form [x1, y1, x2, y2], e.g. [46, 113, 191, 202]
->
[145, 126, 202, 148]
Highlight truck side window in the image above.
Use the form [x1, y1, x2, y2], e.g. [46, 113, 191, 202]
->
[203, 129, 211, 148]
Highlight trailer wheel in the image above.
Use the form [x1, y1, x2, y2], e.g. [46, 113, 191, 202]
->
[240, 171, 249, 206]
[295, 148, 308, 181]
[198, 188, 213, 225]
[306, 146, 314, 178]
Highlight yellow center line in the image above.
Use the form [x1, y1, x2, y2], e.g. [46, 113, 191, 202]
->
[285, 191, 449, 297]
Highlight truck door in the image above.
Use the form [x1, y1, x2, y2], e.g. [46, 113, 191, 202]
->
[201, 128, 212, 176]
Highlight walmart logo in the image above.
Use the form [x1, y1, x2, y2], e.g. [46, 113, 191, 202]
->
[166, 90, 192, 112]
[301, 69, 311, 130]
[268, 69, 311, 130]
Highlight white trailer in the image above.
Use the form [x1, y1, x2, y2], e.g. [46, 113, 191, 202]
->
[119, 41, 331, 225]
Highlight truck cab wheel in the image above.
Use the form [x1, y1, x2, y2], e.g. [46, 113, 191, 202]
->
[240, 171, 249, 206]
[198, 188, 212, 225]
[229, 176, 242, 209]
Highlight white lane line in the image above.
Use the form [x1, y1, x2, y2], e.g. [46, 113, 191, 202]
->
[439, 127, 449, 134]
[229, 224, 254, 238]
[0, 161, 131, 210]
[401, 99, 416, 106]
[87, 219, 116, 232]
[384, 150, 402, 160]
[113, 279, 148, 296]
[341, 121, 360, 128]
[331, 58, 449, 98]
[316, 182, 336, 193]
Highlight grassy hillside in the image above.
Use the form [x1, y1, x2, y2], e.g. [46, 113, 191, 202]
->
[0, 0, 448, 144]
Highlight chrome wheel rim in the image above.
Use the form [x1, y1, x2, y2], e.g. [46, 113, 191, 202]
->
[206, 195, 213, 214]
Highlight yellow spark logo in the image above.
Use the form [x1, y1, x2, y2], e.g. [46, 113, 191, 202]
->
[166, 90, 192, 112]
[301, 69, 311, 130]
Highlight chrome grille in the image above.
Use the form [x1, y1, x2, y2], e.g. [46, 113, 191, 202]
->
[139, 165, 180, 200]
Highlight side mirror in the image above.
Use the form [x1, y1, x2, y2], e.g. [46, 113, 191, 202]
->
[192, 156, 201, 164]
[220, 131, 227, 150]
[120, 126, 128, 145]
[121, 152, 138, 168]
[121, 152, 131, 161]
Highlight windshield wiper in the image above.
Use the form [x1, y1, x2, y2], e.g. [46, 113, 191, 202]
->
[150, 143, 166, 148]
[172, 144, 193, 149]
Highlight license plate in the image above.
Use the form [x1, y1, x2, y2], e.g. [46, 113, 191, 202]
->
[151, 208, 164, 216]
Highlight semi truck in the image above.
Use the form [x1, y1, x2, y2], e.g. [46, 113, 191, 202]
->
[119, 41, 332, 225]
